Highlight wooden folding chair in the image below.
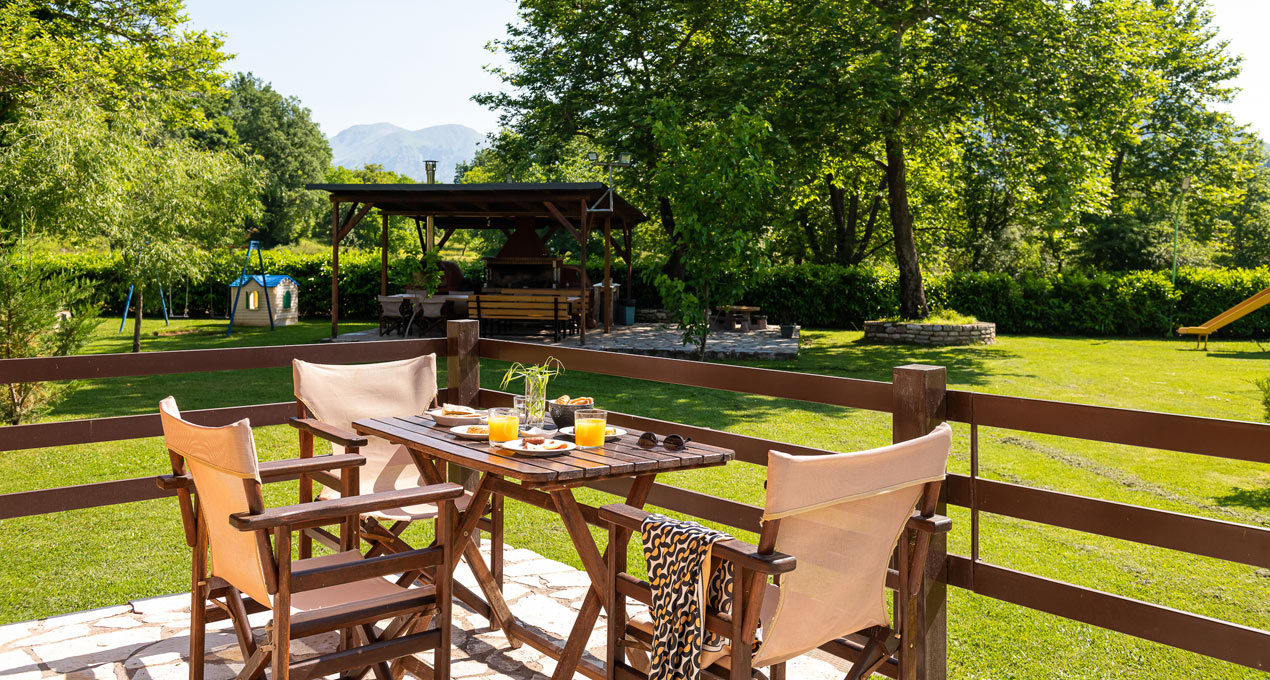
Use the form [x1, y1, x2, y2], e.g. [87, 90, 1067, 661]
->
[602, 423, 953, 680]
[291, 355, 505, 608]
[158, 396, 461, 680]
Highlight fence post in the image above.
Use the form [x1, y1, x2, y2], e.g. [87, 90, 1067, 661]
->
[447, 319, 481, 490]
[893, 364, 948, 680]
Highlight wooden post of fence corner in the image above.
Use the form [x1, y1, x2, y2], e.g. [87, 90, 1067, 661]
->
[893, 364, 947, 680]
[447, 319, 481, 491]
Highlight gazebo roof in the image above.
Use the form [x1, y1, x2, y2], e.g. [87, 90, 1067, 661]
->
[304, 182, 647, 228]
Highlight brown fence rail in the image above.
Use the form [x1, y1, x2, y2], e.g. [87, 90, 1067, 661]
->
[1, 325, 1266, 675]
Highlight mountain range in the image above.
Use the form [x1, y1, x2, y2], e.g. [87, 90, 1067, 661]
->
[328, 123, 485, 183]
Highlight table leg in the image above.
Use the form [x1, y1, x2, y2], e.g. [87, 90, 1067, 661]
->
[414, 455, 522, 649]
[550, 474, 656, 680]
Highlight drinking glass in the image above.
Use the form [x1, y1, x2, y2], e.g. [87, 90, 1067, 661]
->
[488, 407, 520, 446]
[574, 409, 608, 448]
[513, 396, 528, 424]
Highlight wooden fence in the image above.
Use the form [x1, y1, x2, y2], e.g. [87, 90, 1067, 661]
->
[1, 320, 1266, 678]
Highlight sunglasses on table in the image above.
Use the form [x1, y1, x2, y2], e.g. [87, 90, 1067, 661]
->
[637, 432, 691, 451]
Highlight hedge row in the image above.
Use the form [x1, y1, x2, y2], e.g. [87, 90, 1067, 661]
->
[27, 250, 484, 321]
[27, 252, 1270, 337]
[744, 265, 1270, 337]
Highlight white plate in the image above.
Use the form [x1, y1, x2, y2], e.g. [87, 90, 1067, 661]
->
[428, 409, 488, 427]
[450, 424, 490, 440]
[497, 438, 577, 456]
[559, 426, 626, 441]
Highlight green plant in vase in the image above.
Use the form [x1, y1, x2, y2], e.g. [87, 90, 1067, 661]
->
[499, 357, 563, 429]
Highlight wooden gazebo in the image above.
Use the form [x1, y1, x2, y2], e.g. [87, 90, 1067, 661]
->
[305, 183, 647, 343]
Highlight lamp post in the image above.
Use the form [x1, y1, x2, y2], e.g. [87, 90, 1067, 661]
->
[1171, 176, 1192, 285]
[586, 151, 633, 214]
[424, 160, 437, 251]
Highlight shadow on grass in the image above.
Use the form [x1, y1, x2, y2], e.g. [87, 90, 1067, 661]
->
[732, 331, 1026, 388]
[1203, 349, 1270, 360]
[1214, 486, 1270, 510]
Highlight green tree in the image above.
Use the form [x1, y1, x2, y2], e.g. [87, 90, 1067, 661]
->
[312, 164, 419, 251]
[650, 103, 775, 359]
[198, 73, 331, 246]
[0, 248, 99, 424]
[479, 0, 764, 275]
[0, 97, 262, 351]
[0, 0, 228, 127]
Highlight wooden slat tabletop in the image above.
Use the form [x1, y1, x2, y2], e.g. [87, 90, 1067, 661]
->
[353, 415, 733, 488]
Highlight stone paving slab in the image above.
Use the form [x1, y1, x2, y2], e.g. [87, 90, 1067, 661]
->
[0, 545, 847, 679]
[334, 323, 799, 361]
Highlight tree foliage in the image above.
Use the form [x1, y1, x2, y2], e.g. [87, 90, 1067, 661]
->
[0, 248, 99, 424]
[480, 0, 1264, 328]
[649, 103, 776, 358]
[0, 96, 262, 350]
[195, 73, 332, 246]
[0, 0, 229, 127]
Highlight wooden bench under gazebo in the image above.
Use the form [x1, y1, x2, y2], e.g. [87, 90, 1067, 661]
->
[305, 182, 647, 344]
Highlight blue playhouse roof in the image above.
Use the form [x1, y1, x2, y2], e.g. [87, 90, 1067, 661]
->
[229, 274, 298, 288]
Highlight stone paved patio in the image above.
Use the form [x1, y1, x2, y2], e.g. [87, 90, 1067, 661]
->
[0, 544, 846, 679]
[335, 323, 799, 361]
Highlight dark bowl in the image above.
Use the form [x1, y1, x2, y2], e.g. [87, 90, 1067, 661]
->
[547, 400, 595, 427]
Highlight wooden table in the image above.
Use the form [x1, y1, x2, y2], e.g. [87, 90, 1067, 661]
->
[352, 415, 734, 680]
[715, 305, 761, 332]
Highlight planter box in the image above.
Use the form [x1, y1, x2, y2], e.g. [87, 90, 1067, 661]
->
[862, 320, 996, 346]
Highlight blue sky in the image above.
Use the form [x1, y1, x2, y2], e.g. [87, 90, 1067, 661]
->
[183, 0, 1268, 139]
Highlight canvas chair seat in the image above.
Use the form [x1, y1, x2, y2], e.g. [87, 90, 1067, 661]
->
[317, 480, 476, 521]
[287, 550, 407, 612]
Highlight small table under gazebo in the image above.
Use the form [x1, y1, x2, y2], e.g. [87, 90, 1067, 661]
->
[305, 182, 648, 344]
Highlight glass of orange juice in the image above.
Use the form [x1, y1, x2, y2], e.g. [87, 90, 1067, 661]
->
[488, 408, 520, 446]
[574, 409, 608, 448]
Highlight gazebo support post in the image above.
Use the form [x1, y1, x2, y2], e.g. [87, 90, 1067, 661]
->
[603, 217, 612, 333]
[331, 200, 340, 339]
[380, 212, 389, 297]
[623, 223, 634, 308]
[414, 217, 426, 253]
[328, 200, 374, 340]
[579, 199, 588, 346]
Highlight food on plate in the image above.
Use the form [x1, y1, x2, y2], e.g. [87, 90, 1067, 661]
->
[524, 439, 568, 451]
[439, 403, 478, 417]
[465, 425, 489, 435]
[523, 435, 546, 445]
[553, 395, 571, 404]
[605, 427, 617, 435]
[569, 396, 594, 405]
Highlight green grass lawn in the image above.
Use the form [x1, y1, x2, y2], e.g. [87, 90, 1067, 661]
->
[1, 319, 1267, 679]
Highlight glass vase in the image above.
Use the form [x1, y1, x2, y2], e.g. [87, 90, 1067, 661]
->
[523, 377, 548, 429]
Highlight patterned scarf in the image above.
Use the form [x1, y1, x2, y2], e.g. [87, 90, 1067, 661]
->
[640, 513, 736, 680]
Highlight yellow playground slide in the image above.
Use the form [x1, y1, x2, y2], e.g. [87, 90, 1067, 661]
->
[1178, 286, 1270, 349]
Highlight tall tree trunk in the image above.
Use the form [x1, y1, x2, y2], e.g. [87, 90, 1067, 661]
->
[131, 285, 144, 353]
[798, 207, 820, 262]
[853, 178, 886, 263]
[884, 134, 928, 319]
[658, 196, 685, 281]
[827, 174, 848, 264]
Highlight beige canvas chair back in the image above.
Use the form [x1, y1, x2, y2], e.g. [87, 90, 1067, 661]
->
[753, 423, 952, 667]
[159, 396, 272, 606]
[378, 296, 404, 318]
[293, 355, 438, 496]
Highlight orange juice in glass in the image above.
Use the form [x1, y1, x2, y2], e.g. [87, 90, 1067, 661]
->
[488, 408, 520, 446]
[574, 409, 608, 448]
